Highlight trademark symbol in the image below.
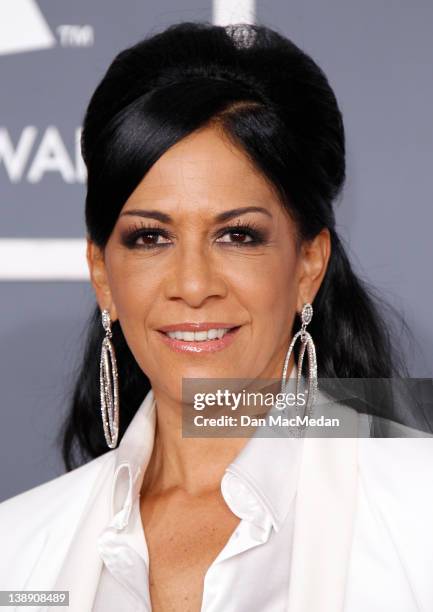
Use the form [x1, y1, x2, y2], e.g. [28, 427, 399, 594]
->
[56, 25, 94, 47]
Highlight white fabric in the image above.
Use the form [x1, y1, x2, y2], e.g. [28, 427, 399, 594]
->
[93, 383, 304, 611]
[1, 372, 433, 611]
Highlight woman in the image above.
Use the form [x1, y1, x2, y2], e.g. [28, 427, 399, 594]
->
[1, 21, 432, 612]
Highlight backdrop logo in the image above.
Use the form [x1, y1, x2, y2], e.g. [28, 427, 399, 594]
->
[0, 127, 86, 184]
[0, 0, 94, 55]
[0, 0, 56, 56]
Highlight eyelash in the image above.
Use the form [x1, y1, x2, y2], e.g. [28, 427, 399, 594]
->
[122, 219, 268, 250]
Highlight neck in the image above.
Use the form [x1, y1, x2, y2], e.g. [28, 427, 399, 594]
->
[141, 354, 296, 497]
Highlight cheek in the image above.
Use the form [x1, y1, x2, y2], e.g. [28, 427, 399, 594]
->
[221, 253, 298, 378]
[228, 250, 299, 332]
[104, 254, 160, 332]
[106, 263, 161, 376]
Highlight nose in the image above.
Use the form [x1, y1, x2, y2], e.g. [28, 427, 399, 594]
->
[163, 238, 227, 307]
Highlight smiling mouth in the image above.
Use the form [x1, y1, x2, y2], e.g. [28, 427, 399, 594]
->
[160, 326, 240, 342]
[156, 325, 242, 353]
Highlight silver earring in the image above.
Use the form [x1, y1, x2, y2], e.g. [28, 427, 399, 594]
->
[100, 309, 119, 449]
[281, 303, 318, 422]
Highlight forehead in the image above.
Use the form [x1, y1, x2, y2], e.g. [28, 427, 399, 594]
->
[122, 126, 283, 213]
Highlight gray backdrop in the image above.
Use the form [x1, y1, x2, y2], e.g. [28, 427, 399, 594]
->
[1, 0, 432, 502]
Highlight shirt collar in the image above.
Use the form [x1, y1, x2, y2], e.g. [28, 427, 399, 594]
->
[109, 362, 303, 533]
[110, 388, 156, 529]
[223, 432, 303, 533]
[221, 362, 303, 533]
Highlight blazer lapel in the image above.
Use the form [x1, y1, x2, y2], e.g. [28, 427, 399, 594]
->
[287, 404, 359, 612]
[49, 453, 115, 612]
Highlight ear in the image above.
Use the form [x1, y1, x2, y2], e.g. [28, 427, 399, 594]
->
[86, 236, 118, 321]
[296, 228, 331, 312]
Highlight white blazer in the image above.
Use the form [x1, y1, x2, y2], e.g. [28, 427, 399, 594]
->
[1, 389, 433, 612]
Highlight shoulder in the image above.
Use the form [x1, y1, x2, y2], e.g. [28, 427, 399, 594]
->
[357, 431, 433, 553]
[356, 409, 433, 484]
[0, 450, 116, 531]
[0, 451, 117, 589]
[358, 435, 433, 490]
[333, 407, 433, 508]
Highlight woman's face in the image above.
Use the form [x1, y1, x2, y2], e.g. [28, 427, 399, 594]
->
[88, 125, 329, 402]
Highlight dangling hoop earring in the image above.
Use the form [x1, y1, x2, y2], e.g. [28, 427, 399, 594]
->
[281, 303, 318, 422]
[100, 309, 119, 449]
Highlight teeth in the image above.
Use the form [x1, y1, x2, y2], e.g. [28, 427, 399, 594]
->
[166, 328, 233, 341]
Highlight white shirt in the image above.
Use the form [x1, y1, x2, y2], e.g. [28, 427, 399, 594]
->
[93, 384, 304, 611]
[1, 371, 433, 611]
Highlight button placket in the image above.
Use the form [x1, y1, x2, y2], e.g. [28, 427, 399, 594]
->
[97, 500, 151, 611]
[98, 459, 152, 611]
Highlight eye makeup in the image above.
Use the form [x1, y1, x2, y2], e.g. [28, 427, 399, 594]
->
[120, 218, 271, 250]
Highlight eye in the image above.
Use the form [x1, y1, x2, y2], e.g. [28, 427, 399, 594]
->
[216, 229, 254, 244]
[215, 221, 267, 247]
[134, 230, 171, 248]
[122, 223, 173, 249]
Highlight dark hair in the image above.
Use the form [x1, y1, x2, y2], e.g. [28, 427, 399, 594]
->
[59, 21, 412, 470]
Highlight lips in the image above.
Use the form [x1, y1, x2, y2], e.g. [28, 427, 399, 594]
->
[157, 322, 239, 333]
[156, 324, 242, 353]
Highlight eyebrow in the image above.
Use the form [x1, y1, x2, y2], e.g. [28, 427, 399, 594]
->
[119, 205, 273, 223]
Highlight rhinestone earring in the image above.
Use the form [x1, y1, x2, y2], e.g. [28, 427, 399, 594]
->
[100, 309, 119, 449]
[281, 303, 318, 421]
